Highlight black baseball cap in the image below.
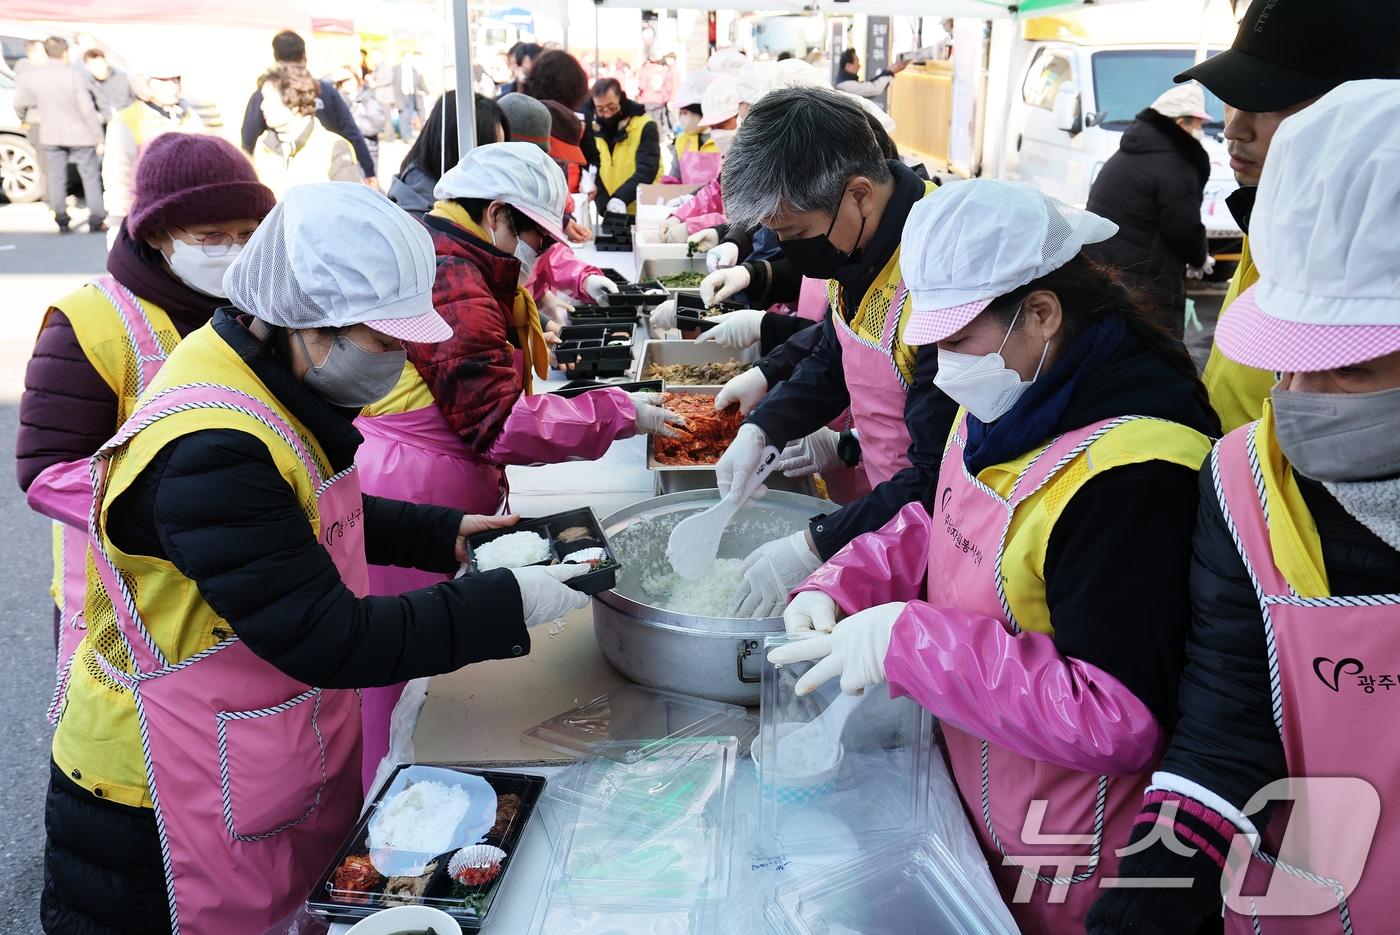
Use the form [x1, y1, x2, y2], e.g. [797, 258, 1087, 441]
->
[1177, 0, 1400, 112]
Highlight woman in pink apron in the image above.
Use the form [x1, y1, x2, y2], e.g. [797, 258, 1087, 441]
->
[770, 180, 1223, 934]
[1088, 82, 1400, 935]
[41, 184, 590, 934]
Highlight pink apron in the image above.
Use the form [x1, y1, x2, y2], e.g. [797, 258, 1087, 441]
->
[930, 415, 1153, 934]
[28, 276, 169, 725]
[89, 383, 364, 935]
[678, 150, 722, 186]
[353, 404, 506, 794]
[1215, 424, 1400, 934]
[831, 282, 913, 486]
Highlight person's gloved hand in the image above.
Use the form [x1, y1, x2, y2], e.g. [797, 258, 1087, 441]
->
[660, 217, 690, 243]
[606, 197, 627, 215]
[580, 167, 598, 197]
[706, 242, 740, 272]
[628, 391, 686, 437]
[509, 564, 591, 628]
[701, 266, 751, 307]
[775, 427, 842, 477]
[687, 228, 720, 253]
[665, 193, 696, 209]
[455, 513, 520, 562]
[715, 368, 769, 415]
[648, 298, 678, 337]
[766, 602, 907, 695]
[784, 590, 842, 637]
[696, 308, 765, 350]
[715, 423, 770, 504]
[538, 291, 574, 325]
[730, 531, 823, 618]
[1185, 255, 1216, 280]
[583, 274, 619, 303]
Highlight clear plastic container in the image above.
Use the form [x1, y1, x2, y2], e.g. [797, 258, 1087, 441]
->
[757, 636, 934, 858]
[520, 684, 757, 759]
[765, 832, 1019, 934]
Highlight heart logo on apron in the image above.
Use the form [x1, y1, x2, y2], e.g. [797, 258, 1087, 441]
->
[1311, 656, 1365, 693]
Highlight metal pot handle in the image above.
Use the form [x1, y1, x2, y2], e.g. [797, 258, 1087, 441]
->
[736, 639, 762, 684]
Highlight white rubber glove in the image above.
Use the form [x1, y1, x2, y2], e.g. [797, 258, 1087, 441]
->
[775, 427, 842, 477]
[729, 531, 823, 618]
[606, 197, 627, 215]
[714, 367, 769, 416]
[509, 564, 592, 628]
[766, 602, 907, 695]
[701, 266, 751, 307]
[696, 309, 765, 350]
[538, 291, 574, 325]
[665, 193, 696, 209]
[784, 590, 843, 637]
[687, 228, 720, 254]
[628, 391, 686, 437]
[648, 298, 678, 337]
[1185, 256, 1216, 280]
[580, 167, 598, 197]
[660, 217, 690, 243]
[706, 242, 740, 272]
[583, 275, 619, 302]
[715, 423, 769, 504]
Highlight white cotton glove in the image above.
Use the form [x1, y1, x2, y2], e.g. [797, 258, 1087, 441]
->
[715, 422, 770, 504]
[701, 267, 751, 307]
[628, 391, 687, 438]
[775, 427, 843, 477]
[729, 531, 824, 618]
[687, 228, 720, 254]
[538, 291, 574, 325]
[580, 167, 598, 197]
[583, 275, 619, 303]
[696, 308, 766, 350]
[784, 590, 843, 637]
[706, 242, 740, 272]
[648, 298, 679, 337]
[509, 564, 591, 628]
[665, 193, 696, 209]
[660, 217, 690, 243]
[1185, 256, 1216, 280]
[714, 367, 769, 416]
[606, 197, 627, 215]
[766, 602, 907, 695]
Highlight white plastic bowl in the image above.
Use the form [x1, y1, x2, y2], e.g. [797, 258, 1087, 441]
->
[750, 722, 845, 805]
[346, 904, 462, 935]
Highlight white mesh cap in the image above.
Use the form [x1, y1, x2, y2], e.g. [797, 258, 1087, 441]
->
[676, 70, 717, 109]
[707, 48, 747, 75]
[435, 142, 569, 244]
[735, 61, 777, 106]
[699, 75, 740, 127]
[901, 179, 1118, 346]
[223, 183, 450, 343]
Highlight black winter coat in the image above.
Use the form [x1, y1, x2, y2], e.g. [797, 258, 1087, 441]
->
[1085, 108, 1210, 327]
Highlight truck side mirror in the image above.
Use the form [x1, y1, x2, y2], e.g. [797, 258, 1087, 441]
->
[1053, 82, 1082, 135]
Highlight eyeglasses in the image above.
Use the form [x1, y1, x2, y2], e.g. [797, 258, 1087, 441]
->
[177, 227, 256, 257]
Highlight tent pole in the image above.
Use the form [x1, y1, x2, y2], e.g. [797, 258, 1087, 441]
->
[595, 2, 601, 78]
[453, 0, 478, 154]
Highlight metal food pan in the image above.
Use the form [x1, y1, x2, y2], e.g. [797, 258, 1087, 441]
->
[637, 339, 759, 390]
[637, 256, 708, 295]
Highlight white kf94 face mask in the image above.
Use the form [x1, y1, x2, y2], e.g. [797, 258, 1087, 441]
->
[932, 302, 1050, 423]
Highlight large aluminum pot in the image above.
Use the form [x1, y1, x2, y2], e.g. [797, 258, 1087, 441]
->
[593, 489, 833, 705]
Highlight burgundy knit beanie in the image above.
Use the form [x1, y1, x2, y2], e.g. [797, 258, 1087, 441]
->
[542, 100, 583, 146]
[127, 133, 276, 241]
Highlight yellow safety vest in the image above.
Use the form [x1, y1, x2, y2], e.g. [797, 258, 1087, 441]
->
[973, 417, 1213, 634]
[44, 286, 180, 604]
[1202, 236, 1271, 433]
[116, 100, 200, 147]
[594, 114, 663, 213]
[252, 124, 353, 200]
[52, 322, 332, 808]
[363, 360, 435, 417]
[825, 179, 939, 386]
[674, 129, 718, 158]
[1247, 400, 1330, 599]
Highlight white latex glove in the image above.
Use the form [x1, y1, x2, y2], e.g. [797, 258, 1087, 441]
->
[784, 590, 843, 637]
[648, 298, 678, 337]
[538, 290, 574, 325]
[580, 167, 598, 197]
[606, 197, 627, 215]
[660, 217, 690, 244]
[696, 309, 765, 350]
[665, 193, 696, 209]
[706, 242, 740, 272]
[583, 275, 619, 302]
[1185, 256, 1215, 280]
[628, 391, 687, 437]
[701, 266, 751, 307]
[715, 423, 769, 504]
[509, 564, 591, 628]
[687, 228, 720, 253]
[714, 367, 769, 416]
[775, 427, 842, 477]
[729, 531, 823, 618]
[766, 602, 908, 695]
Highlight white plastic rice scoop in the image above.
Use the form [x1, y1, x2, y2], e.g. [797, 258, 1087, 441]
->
[666, 445, 781, 580]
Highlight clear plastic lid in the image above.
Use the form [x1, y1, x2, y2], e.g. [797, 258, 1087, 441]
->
[521, 684, 757, 759]
[756, 636, 934, 857]
[765, 832, 1019, 934]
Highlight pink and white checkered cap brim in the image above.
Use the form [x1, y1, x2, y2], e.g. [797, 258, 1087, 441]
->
[903, 298, 995, 347]
[1216, 284, 1400, 372]
[365, 308, 453, 344]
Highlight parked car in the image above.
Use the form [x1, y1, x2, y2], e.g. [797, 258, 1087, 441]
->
[0, 61, 40, 203]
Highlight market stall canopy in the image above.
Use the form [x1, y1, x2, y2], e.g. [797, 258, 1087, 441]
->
[811, 0, 1141, 17]
[2, 0, 314, 29]
[591, 0, 807, 11]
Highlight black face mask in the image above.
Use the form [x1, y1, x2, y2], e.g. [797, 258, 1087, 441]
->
[780, 191, 866, 279]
